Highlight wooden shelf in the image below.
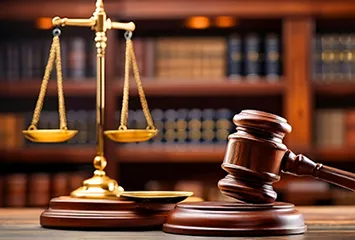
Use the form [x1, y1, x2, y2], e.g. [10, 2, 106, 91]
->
[118, 0, 355, 19]
[115, 79, 285, 97]
[3, 0, 355, 20]
[0, 1, 118, 20]
[0, 79, 284, 97]
[2, 147, 95, 163]
[0, 80, 96, 97]
[313, 82, 355, 96]
[116, 145, 227, 163]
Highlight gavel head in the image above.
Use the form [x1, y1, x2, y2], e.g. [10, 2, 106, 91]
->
[217, 109, 292, 204]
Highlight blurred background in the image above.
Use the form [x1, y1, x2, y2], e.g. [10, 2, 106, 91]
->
[1, 0, 355, 208]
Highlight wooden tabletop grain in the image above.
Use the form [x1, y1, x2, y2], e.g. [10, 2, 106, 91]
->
[0, 206, 355, 240]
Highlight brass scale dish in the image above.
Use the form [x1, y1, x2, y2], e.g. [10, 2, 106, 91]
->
[22, 1, 192, 204]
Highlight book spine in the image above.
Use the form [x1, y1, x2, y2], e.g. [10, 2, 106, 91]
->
[5, 173, 27, 207]
[68, 37, 86, 80]
[244, 34, 260, 81]
[28, 172, 50, 207]
[227, 34, 242, 80]
[312, 35, 323, 81]
[265, 34, 280, 81]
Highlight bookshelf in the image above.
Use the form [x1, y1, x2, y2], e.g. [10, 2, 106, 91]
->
[0, 79, 284, 97]
[115, 79, 285, 96]
[314, 82, 355, 96]
[1, 0, 355, 206]
[2, 147, 95, 164]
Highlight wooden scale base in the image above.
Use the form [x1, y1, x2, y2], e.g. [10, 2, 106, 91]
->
[40, 196, 174, 230]
[163, 201, 307, 237]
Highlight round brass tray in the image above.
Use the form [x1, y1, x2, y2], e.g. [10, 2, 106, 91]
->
[120, 191, 194, 203]
[104, 129, 158, 142]
[22, 129, 78, 143]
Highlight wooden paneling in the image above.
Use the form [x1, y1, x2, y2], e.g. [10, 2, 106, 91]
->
[283, 17, 313, 149]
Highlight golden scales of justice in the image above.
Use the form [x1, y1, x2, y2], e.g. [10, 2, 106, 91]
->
[22, 0, 193, 229]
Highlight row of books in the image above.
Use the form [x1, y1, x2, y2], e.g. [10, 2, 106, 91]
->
[5, 108, 355, 149]
[314, 108, 355, 147]
[0, 33, 282, 82]
[2, 167, 352, 208]
[0, 36, 96, 81]
[117, 34, 282, 81]
[0, 169, 91, 208]
[0, 108, 234, 148]
[7, 32, 355, 84]
[313, 34, 355, 82]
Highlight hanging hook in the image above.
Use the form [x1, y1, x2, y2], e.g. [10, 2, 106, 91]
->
[124, 31, 132, 40]
[53, 27, 61, 37]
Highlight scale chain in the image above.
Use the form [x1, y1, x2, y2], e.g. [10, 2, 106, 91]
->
[54, 35, 68, 130]
[29, 37, 56, 129]
[129, 40, 155, 130]
[118, 34, 131, 130]
[29, 28, 67, 131]
[119, 31, 155, 131]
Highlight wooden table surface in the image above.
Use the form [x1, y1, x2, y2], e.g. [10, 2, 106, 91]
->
[0, 206, 355, 239]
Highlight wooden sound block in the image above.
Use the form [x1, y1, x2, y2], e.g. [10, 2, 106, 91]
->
[40, 196, 174, 229]
[163, 201, 307, 236]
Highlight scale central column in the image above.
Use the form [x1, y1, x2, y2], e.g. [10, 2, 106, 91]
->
[70, 0, 124, 199]
[95, 32, 106, 160]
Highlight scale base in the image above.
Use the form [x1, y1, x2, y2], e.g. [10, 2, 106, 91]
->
[40, 196, 175, 229]
[70, 170, 124, 199]
[163, 201, 306, 237]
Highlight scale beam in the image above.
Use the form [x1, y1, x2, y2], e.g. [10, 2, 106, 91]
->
[52, 17, 96, 27]
[107, 19, 136, 31]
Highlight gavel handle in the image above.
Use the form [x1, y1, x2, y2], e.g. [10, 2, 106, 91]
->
[282, 150, 355, 191]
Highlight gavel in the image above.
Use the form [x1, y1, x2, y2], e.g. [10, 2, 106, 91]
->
[218, 109, 355, 204]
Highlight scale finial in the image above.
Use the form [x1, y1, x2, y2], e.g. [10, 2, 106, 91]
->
[95, 0, 104, 12]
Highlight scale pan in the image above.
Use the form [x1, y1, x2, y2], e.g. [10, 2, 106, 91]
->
[104, 129, 158, 142]
[120, 191, 194, 203]
[22, 129, 78, 143]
